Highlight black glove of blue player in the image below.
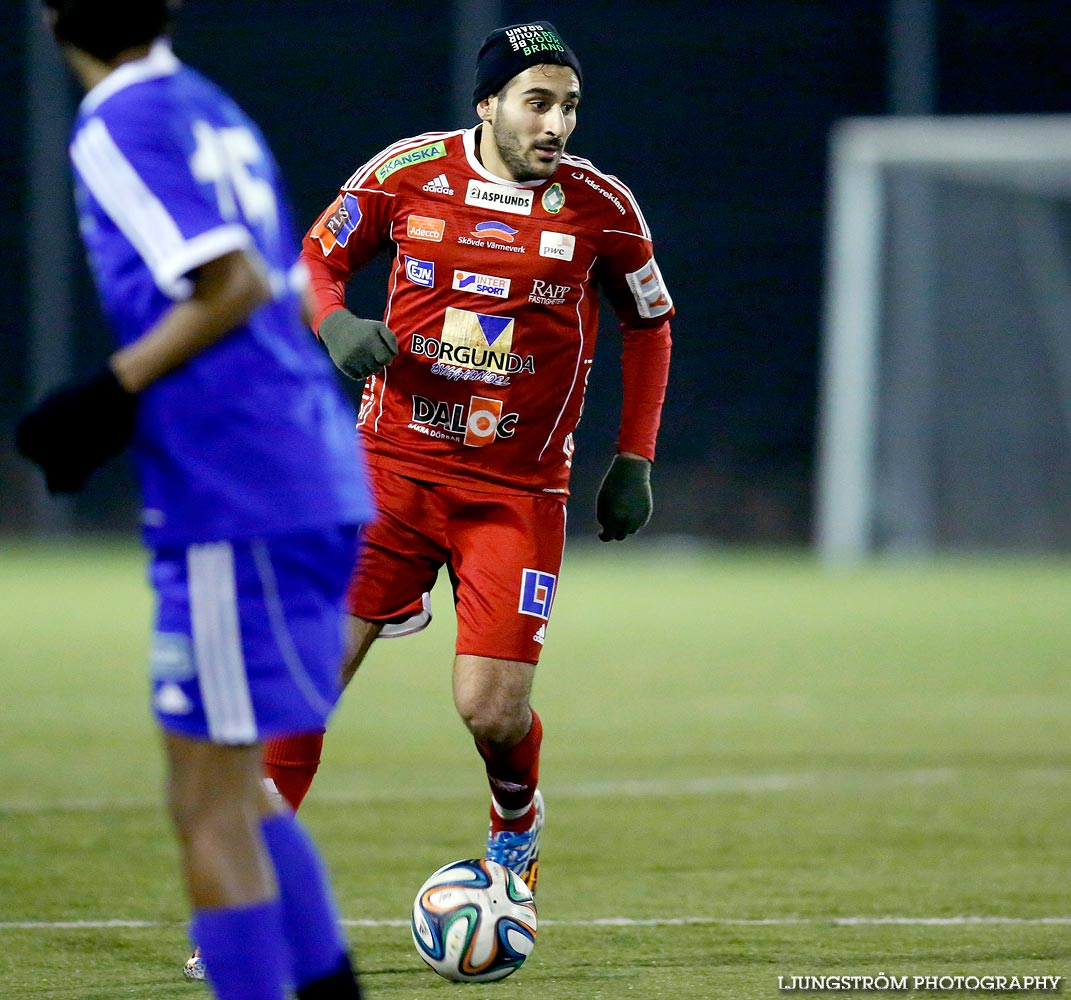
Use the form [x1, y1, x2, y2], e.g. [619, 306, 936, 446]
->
[319, 309, 398, 380]
[596, 454, 653, 541]
[16, 366, 137, 494]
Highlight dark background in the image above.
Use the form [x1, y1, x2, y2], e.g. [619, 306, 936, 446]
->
[2, 1, 1069, 543]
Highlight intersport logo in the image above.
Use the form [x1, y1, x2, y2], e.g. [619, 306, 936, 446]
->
[453, 269, 511, 298]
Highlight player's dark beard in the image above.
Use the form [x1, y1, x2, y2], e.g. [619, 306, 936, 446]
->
[492, 117, 561, 182]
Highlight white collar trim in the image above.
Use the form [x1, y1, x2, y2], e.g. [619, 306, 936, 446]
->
[81, 39, 180, 115]
[462, 125, 547, 189]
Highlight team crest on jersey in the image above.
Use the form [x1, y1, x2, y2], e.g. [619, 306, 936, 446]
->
[518, 569, 557, 620]
[626, 258, 673, 318]
[541, 183, 565, 214]
[312, 193, 362, 255]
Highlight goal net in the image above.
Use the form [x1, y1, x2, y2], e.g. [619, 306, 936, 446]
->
[816, 115, 1071, 562]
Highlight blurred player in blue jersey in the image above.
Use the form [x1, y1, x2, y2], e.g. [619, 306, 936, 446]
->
[16, 2, 368, 997]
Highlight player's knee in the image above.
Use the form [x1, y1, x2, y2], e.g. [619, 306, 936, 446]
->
[457, 698, 530, 746]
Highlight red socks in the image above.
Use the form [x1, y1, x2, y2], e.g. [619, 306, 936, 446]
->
[264, 712, 544, 824]
[476, 710, 542, 833]
[262, 731, 325, 811]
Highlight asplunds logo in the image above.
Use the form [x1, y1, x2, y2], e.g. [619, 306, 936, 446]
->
[409, 393, 518, 447]
[465, 179, 534, 216]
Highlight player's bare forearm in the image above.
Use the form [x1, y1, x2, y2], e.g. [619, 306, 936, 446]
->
[110, 250, 271, 392]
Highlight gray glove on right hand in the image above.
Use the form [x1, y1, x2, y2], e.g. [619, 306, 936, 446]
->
[318, 309, 398, 380]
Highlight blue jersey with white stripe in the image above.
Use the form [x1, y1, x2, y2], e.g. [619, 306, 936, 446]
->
[69, 41, 372, 544]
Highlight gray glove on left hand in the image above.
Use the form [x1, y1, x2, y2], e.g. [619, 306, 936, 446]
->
[596, 454, 653, 541]
[318, 309, 398, 380]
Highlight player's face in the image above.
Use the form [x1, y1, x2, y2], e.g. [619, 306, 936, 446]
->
[484, 65, 580, 182]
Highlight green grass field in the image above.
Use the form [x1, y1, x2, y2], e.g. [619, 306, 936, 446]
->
[1, 540, 1069, 999]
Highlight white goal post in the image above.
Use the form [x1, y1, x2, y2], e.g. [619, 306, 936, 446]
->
[816, 114, 1071, 563]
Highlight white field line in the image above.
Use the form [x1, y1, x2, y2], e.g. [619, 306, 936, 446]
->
[4, 766, 1052, 815]
[2, 916, 1070, 931]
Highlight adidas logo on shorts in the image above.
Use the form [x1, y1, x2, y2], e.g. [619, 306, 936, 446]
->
[532, 624, 546, 645]
[422, 173, 454, 196]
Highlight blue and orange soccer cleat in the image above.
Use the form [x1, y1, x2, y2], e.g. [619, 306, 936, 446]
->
[485, 789, 544, 895]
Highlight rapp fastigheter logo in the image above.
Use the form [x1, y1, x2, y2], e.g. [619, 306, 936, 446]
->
[528, 278, 570, 306]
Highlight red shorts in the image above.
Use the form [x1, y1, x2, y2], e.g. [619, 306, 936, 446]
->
[349, 464, 567, 664]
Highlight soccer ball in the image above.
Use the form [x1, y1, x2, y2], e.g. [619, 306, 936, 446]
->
[411, 858, 538, 982]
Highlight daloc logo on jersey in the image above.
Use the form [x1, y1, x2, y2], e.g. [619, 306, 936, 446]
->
[405, 256, 435, 287]
[312, 192, 362, 255]
[409, 393, 518, 447]
[518, 568, 557, 620]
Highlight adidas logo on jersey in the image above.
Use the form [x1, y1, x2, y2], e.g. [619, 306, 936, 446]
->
[422, 173, 455, 196]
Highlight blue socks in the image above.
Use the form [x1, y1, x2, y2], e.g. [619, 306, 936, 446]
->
[261, 811, 350, 989]
[190, 814, 355, 998]
[191, 901, 288, 1000]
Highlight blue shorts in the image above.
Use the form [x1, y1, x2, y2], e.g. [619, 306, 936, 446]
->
[149, 527, 359, 744]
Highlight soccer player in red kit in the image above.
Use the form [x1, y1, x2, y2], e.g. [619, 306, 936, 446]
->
[263, 20, 674, 893]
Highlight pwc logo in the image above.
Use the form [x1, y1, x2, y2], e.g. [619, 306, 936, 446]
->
[539, 230, 575, 261]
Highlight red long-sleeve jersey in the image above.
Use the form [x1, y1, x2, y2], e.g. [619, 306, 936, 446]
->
[302, 126, 673, 497]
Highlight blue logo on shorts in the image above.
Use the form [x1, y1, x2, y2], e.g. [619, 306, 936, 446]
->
[518, 568, 556, 620]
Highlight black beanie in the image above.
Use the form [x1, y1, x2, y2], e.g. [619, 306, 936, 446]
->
[44, 0, 173, 62]
[472, 21, 582, 108]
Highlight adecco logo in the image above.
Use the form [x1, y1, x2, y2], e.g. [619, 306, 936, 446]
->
[407, 215, 445, 242]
